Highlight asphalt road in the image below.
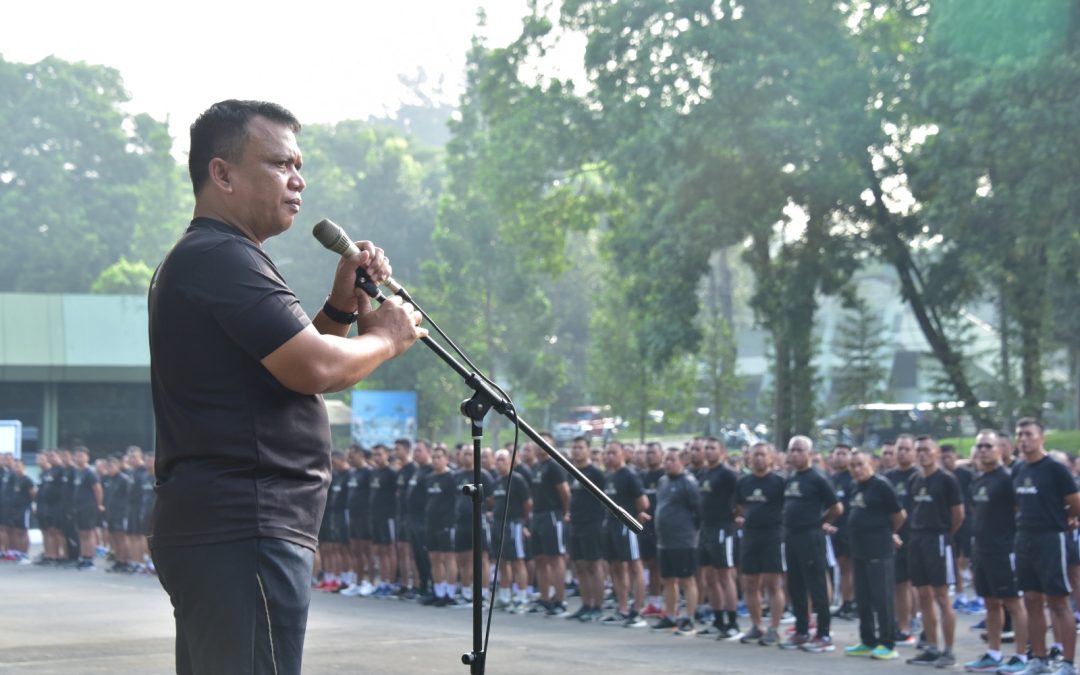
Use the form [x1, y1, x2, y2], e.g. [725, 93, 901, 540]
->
[0, 556, 1002, 674]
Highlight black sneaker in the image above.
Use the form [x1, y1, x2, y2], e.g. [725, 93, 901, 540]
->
[652, 616, 678, 632]
[623, 611, 647, 628]
[545, 601, 568, 617]
[1049, 646, 1065, 664]
[740, 626, 765, 644]
[905, 646, 941, 666]
[674, 619, 696, 636]
[527, 600, 551, 614]
[565, 605, 589, 621]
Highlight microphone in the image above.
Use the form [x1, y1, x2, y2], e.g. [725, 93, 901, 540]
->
[312, 218, 413, 301]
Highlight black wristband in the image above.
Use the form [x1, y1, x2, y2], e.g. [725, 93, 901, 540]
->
[322, 300, 357, 325]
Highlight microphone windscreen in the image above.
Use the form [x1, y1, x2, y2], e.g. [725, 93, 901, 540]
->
[312, 219, 359, 257]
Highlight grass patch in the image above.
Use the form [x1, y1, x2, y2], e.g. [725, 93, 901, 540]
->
[940, 430, 1080, 458]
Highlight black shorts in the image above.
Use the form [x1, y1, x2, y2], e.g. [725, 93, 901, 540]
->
[741, 528, 784, 575]
[107, 515, 128, 533]
[75, 506, 100, 532]
[569, 525, 604, 562]
[973, 549, 1018, 599]
[426, 525, 456, 553]
[370, 515, 396, 545]
[9, 507, 30, 531]
[659, 548, 698, 579]
[531, 511, 566, 557]
[953, 520, 973, 559]
[700, 524, 738, 569]
[894, 538, 910, 583]
[638, 529, 657, 561]
[829, 529, 851, 559]
[604, 524, 642, 562]
[908, 533, 955, 588]
[396, 515, 410, 542]
[348, 511, 371, 541]
[1015, 530, 1072, 597]
[1068, 530, 1080, 568]
[456, 518, 492, 553]
[126, 510, 144, 536]
[493, 521, 527, 561]
[36, 507, 53, 531]
[329, 512, 349, 545]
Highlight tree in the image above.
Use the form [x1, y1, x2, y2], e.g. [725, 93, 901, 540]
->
[0, 55, 190, 292]
[831, 299, 890, 444]
[90, 257, 155, 295]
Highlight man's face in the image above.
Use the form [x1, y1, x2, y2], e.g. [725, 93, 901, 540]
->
[916, 441, 938, 470]
[896, 438, 915, 469]
[689, 441, 704, 466]
[1016, 423, 1044, 458]
[226, 116, 304, 243]
[788, 438, 811, 471]
[974, 433, 1000, 471]
[604, 444, 623, 471]
[372, 448, 388, 469]
[633, 447, 647, 469]
[571, 440, 590, 468]
[459, 448, 473, 470]
[495, 453, 510, 477]
[432, 450, 448, 472]
[74, 451, 88, 469]
[850, 453, 872, 482]
[879, 444, 896, 470]
[414, 443, 430, 466]
[831, 446, 850, 472]
[704, 440, 723, 466]
[480, 448, 494, 470]
[749, 446, 770, 474]
[663, 452, 683, 476]
[645, 445, 662, 469]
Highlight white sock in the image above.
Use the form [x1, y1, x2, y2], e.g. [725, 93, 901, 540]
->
[499, 587, 511, 602]
[987, 650, 1002, 661]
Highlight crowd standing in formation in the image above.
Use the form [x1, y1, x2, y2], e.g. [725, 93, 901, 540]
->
[4, 419, 1080, 674]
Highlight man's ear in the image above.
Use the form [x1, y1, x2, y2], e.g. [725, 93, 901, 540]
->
[207, 157, 233, 193]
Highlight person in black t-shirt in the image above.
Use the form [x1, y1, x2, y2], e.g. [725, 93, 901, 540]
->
[491, 449, 532, 611]
[639, 442, 666, 618]
[341, 447, 374, 596]
[963, 430, 1029, 674]
[393, 439, 418, 596]
[104, 456, 133, 573]
[885, 434, 918, 646]
[734, 442, 786, 646]
[828, 444, 856, 620]
[1013, 418, 1080, 674]
[368, 445, 399, 596]
[601, 441, 650, 628]
[566, 437, 607, 622]
[71, 447, 104, 570]
[148, 100, 424, 675]
[424, 447, 458, 606]
[319, 452, 352, 591]
[941, 444, 975, 604]
[7, 458, 35, 559]
[845, 450, 904, 660]
[529, 436, 571, 616]
[905, 436, 963, 668]
[780, 435, 842, 654]
[453, 443, 494, 608]
[406, 440, 435, 602]
[36, 452, 65, 563]
[652, 449, 702, 635]
[699, 436, 742, 639]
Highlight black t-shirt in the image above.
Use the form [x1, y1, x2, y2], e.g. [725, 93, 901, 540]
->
[424, 470, 457, 531]
[149, 217, 330, 551]
[106, 472, 132, 517]
[396, 463, 415, 517]
[72, 467, 99, 511]
[569, 464, 607, 531]
[641, 468, 665, 521]
[954, 465, 975, 525]
[848, 475, 901, 559]
[885, 466, 918, 535]
[327, 470, 349, 516]
[736, 472, 786, 531]
[603, 466, 645, 523]
[455, 467, 495, 525]
[492, 471, 530, 523]
[782, 468, 838, 533]
[1014, 455, 1079, 533]
[369, 467, 398, 518]
[831, 470, 854, 528]
[38, 467, 61, 509]
[971, 465, 1016, 552]
[700, 464, 739, 527]
[346, 467, 372, 518]
[531, 459, 568, 513]
[909, 469, 962, 535]
[12, 475, 34, 513]
[0, 469, 12, 513]
[513, 463, 534, 491]
[406, 464, 433, 521]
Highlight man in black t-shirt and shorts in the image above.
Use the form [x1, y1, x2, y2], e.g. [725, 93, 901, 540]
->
[885, 434, 919, 646]
[698, 436, 742, 639]
[1012, 418, 1080, 675]
[149, 99, 423, 675]
[735, 442, 786, 646]
[962, 430, 1029, 674]
[424, 447, 459, 606]
[601, 441, 650, 628]
[491, 449, 532, 612]
[639, 442, 666, 618]
[72, 447, 104, 570]
[529, 437, 571, 616]
[566, 436, 607, 622]
[368, 445, 399, 597]
[904, 436, 963, 668]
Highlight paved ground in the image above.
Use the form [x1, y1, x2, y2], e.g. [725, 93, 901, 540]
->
[0, 555, 1001, 674]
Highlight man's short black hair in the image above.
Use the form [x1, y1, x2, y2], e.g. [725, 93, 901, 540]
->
[188, 99, 300, 196]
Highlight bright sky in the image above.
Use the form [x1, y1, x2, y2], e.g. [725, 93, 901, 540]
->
[1, 0, 532, 145]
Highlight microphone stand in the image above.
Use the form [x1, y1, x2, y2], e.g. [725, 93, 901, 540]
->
[354, 270, 642, 675]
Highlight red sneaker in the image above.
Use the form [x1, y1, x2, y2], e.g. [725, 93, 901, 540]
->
[641, 603, 664, 617]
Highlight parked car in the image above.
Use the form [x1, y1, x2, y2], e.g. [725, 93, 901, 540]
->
[553, 406, 623, 444]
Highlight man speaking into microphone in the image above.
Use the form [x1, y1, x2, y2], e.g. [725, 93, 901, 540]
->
[148, 99, 425, 675]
